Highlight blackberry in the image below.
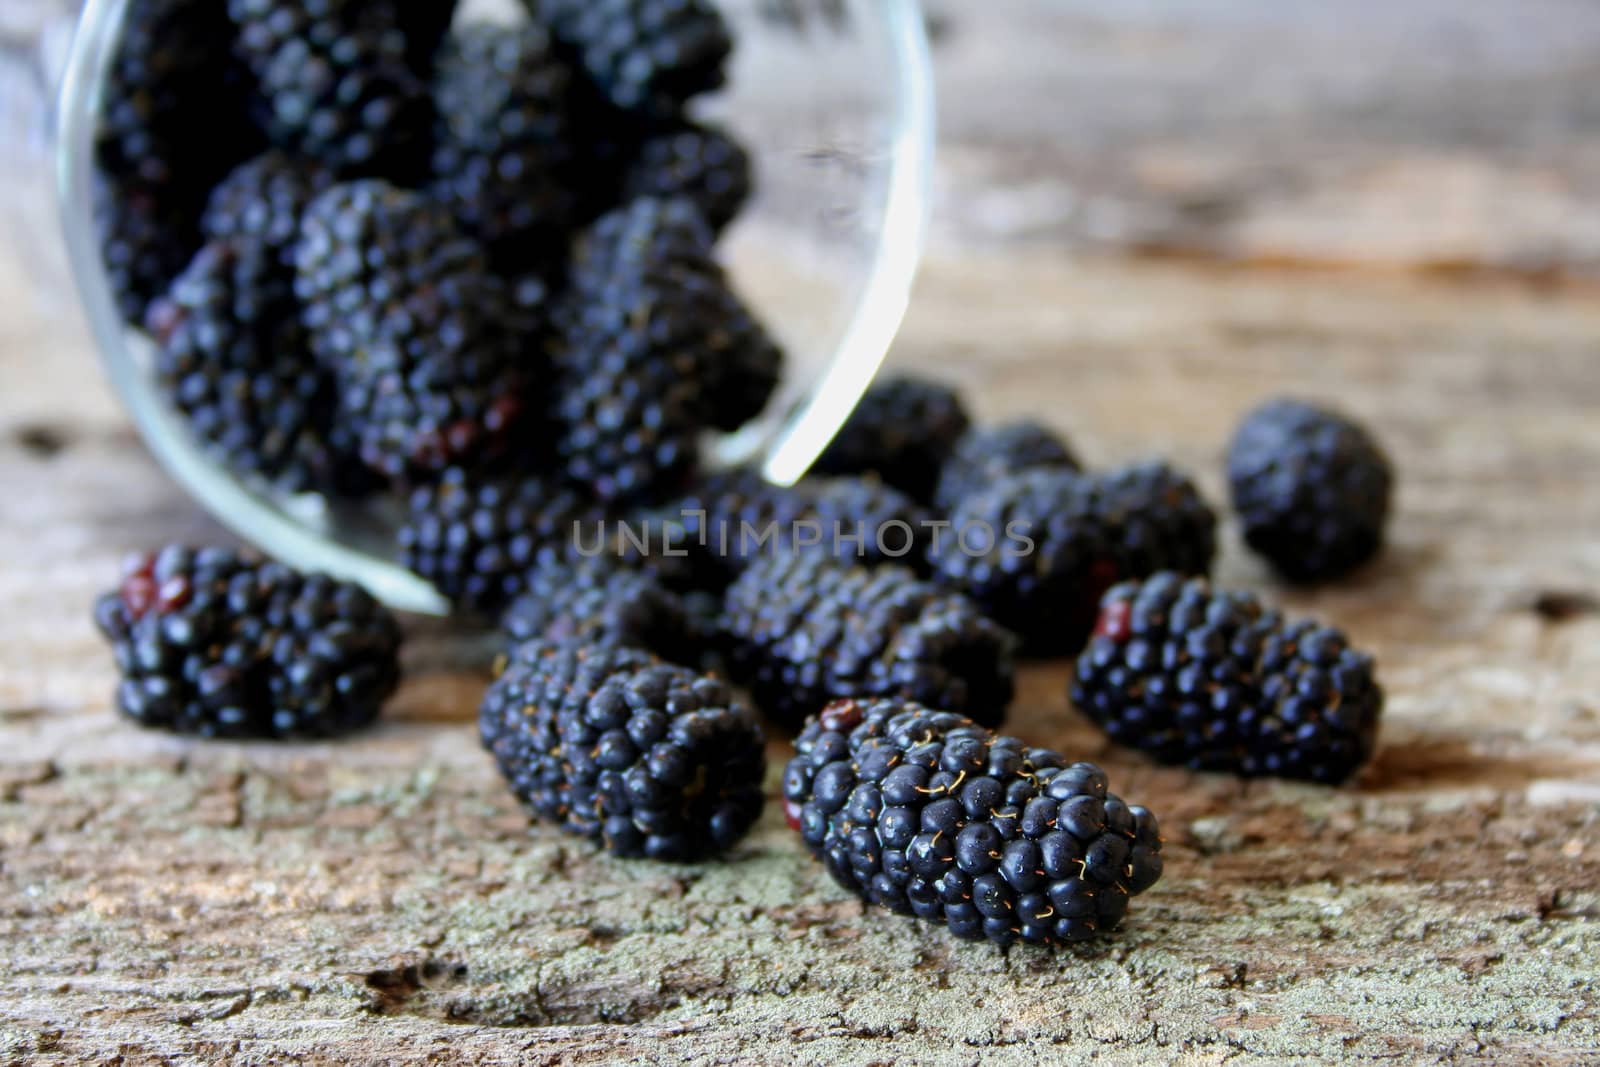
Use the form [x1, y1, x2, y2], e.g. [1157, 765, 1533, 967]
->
[654, 466, 817, 588]
[719, 553, 1016, 731]
[202, 152, 336, 270]
[145, 236, 354, 494]
[533, 0, 732, 118]
[501, 556, 699, 666]
[480, 639, 766, 860]
[397, 469, 596, 616]
[800, 477, 933, 571]
[934, 420, 1081, 513]
[1072, 573, 1383, 783]
[95, 172, 202, 324]
[228, 0, 430, 176]
[783, 700, 1164, 946]
[621, 123, 753, 234]
[815, 376, 972, 504]
[93, 546, 402, 739]
[568, 196, 717, 295]
[295, 181, 532, 480]
[1094, 460, 1217, 582]
[1228, 399, 1394, 582]
[430, 23, 579, 267]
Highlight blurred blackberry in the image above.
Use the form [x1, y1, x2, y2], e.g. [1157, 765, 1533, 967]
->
[228, 0, 430, 176]
[653, 466, 817, 589]
[95, 173, 202, 324]
[1073, 573, 1383, 783]
[934, 420, 1081, 513]
[800, 477, 934, 571]
[430, 23, 579, 269]
[400, 0, 461, 69]
[622, 123, 752, 234]
[202, 152, 336, 269]
[1228, 399, 1394, 582]
[295, 181, 532, 479]
[500, 556, 699, 666]
[532, 0, 732, 117]
[569, 196, 717, 295]
[783, 700, 1164, 946]
[719, 553, 1016, 731]
[1093, 460, 1217, 582]
[480, 639, 766, 860]
[397, 468, 597, 616]
[146, 236, 361, 494]
[93, 546, 402, 739]
[930, 469, 1118, 656]
[815, 376, 972, 503]
[98, 0, 254, 189]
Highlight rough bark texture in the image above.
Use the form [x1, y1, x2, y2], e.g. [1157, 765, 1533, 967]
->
[4, 3, 1600, 1064]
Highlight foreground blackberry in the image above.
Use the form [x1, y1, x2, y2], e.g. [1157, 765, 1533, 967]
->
[501, 556, 698, 666]
[1073, 573, 1383, 783]
[533, 0, 732, 117]
[621, 123, 752, 234]
[480, 639, 766, 860]
[934, 420, 1081, 513]
[815, 376, 972, 503]
[202, 152, 335, 270]
[784, 700, 1164, 946]
[719, 553, 1016, 730]
[397, 469, 596, 616]
[228, 0, 431, 176]
[146, 236, 349, 493]
[430, 23, 578, 266]
[1228, 399, 1394, 582]
[295, 181, 531, 479]
[93, 546, 402, 738]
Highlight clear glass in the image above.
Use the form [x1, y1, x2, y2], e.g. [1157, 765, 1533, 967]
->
[55, 0, 935, 614]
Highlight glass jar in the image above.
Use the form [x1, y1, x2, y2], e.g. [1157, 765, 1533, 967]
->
[55, 0, 936, 613]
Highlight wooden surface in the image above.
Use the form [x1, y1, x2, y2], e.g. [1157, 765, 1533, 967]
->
[5, 4, 1600, 1064]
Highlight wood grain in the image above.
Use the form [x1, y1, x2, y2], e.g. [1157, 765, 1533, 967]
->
[4, 3, 1600, 1064]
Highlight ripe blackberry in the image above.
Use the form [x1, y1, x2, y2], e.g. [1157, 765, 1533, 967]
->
[202, 152, 335, 270]
[397, 468, 596, 616]
[783, 700, 1164, 946]
[654, 466, 817, 588]
[719, 553, 1016, 731]
[501, 556, 698, 666]
[621, 123, 753, 234]
[568, 196, 717, 295]
[295, 181, 532, 479]
[930, 470, 1117, 656]
[93, 546, 402, 739]
[815, 376, 972, 504]
[533, 0, 732, 117]
[1094, 460, 1217, 582]
[1228, 399, 1394, 582]
[145, 236, 357, 494]
[228, 0, 430, 176]
[801, 477, 933, 571]
[934, 420, 1081, 513]
[95, 172, 202, 324]
[430, 23, 579, 267]
[480, 639, 766, 860]
[1073, 573, 1383, 783]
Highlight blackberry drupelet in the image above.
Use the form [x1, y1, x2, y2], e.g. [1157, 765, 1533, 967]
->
[929, 469, 1118, 656]
[532, 0, 732, 117]
[430, 23, 578, 267]
[815, 376, 972, 504]
[1093, 460, 1217, 582]
[228, 0, 430, 176]
[1072, 573, 1383, 783]
[719, 552, 1016, 731]
[295, 181, 532, 479]
[93, 546, 401, 738]
[146, 236, 355, 494]
[501, 556, 698, 666]
[95, 173, 203, 324]
[934, 420, 1081, 513]
[397, 468, 596, 616]
[783, 700, 1165, 946]
[621, 123, 752, 234]
[202, 152, 335, 269]
[480, 639, 766, 860]
[1228, 399, 1394, 582]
